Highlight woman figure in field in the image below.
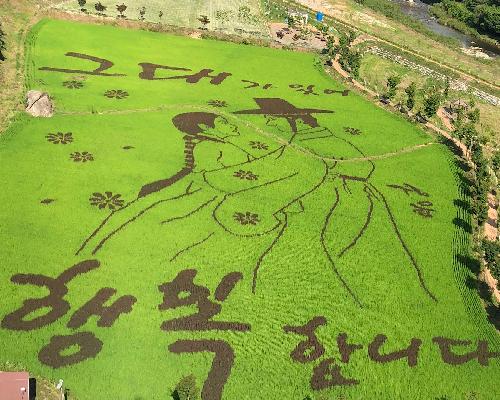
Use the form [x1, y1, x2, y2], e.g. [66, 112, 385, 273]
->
[77, 98, 436, 307]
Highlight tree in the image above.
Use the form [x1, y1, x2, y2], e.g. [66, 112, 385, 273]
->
[405, 82, 417, 110]
[386, 75, 401, 100]
[139, 6, 146, 21]
[482, 239, 500, 271]
[423, 91, 441, 118]
[198, 15, 210, 29]
[492, 151, 500, 175]
[238, 6, 252, 22]
[346, 50, 362, 78]
[467, 107, 480, 124]
[95, 2, 106, 15]
[320, 24, 329, 35]
[173, 374, 199, 400]
[215, 10, 231, 24]
[116, 4, 127, 18]
[443, 77, 450, 99]
[454, 106, 466, 128]
[0, 21, 6, 61]
[77, 0, 87, 12]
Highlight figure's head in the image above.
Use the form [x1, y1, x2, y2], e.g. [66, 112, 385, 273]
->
[265, 115, 320, 132]
[172, 112, 239, 142]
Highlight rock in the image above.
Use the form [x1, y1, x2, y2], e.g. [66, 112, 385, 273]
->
[26, 90, 54, 117]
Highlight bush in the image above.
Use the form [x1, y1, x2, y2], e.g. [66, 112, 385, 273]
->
[173, 374, 200, 400]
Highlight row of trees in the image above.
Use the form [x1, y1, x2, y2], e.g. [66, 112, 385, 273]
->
[449, 95, 499, 286]
[77, 1, 162, 21]
[383, 75, 447, 119]
[381, 75, 499, 285]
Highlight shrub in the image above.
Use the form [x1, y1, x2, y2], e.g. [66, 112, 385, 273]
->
[386, 75, 401, 100]
[482, 240, 500, 268]
[77, 0, 87, 12]
[173, 374, 200, 400]
[95, 2, 107, 15]
[423, 91, 441, 118]
[405, 82, 417, 110]
[116, 4, 127, 18]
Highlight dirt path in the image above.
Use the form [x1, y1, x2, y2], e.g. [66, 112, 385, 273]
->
[437, 107, 454, 131]
[331, 52, 377, 97]
[482, 267, 500, 303]
[485, 193, 499, 241]
[483, 191, 499, 302]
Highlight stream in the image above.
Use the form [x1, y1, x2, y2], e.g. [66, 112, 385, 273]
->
[390, 0, 499, 57]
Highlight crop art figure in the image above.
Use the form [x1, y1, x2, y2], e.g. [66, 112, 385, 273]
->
[76, 97, 436, 308]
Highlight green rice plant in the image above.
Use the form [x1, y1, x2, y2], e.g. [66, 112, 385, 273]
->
[0, 19, 498, 400]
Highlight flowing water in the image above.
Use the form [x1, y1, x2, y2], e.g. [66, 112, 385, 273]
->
[390, 0, 499, 57]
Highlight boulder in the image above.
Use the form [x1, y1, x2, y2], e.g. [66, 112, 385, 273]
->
[26, 90, 54, 117]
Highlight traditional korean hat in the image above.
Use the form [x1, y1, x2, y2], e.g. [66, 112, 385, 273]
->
[234, 98, 333, 128]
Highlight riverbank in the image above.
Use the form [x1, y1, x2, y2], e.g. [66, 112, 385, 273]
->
[388, 0, 499, 56]
[428, 1, 500, 52]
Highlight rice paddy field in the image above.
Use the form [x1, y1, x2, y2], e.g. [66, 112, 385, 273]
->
[0, 18, 499, 400]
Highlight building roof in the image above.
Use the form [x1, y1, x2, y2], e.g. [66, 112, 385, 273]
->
[0, 372, 30, 400]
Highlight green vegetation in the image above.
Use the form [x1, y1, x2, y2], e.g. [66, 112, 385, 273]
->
[423, 90, 442, 118]
[430, 0, 500, 43]
[325, 30, 362, 78]
[385, 75, 401, 100]
[174, 374, 200, 400]
[62, 0, 267, 37]
[405, 82, 417, 110]
[0, 18, 499, 400]
[77, 0, 87, 12]
[353, 0, 459, 47]
[482, 239, 500, 282]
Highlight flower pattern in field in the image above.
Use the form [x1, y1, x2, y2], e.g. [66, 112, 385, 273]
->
[233, 211, 260, 225]
[89, 192, 125, 210]
[249, 141, 269, 150]
[207, 99, 228, 108]
[70, 152, 94, 163]
[63, 80, 84, 89]
[46, 132, 73, 145]
[344, 127, 361, 136]
[233, 170, 258, 181]
[104, 89, 129, 99]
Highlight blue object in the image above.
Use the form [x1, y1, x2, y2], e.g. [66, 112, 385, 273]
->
[316, 12, 324, 22]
